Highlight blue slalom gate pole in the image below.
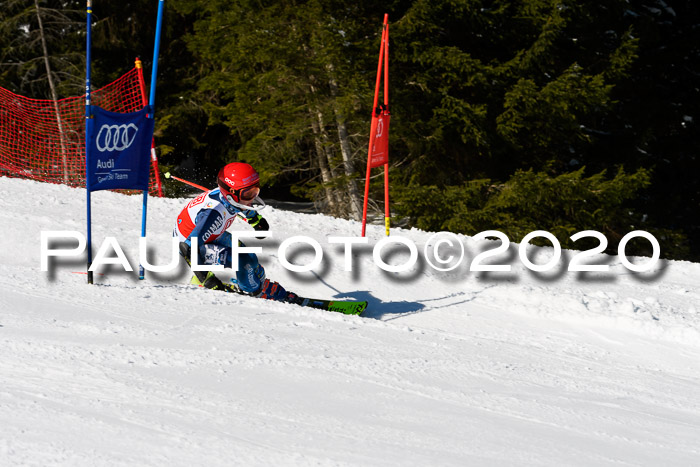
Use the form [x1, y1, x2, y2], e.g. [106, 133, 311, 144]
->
[85, 0, 93, 284]
[150, 0, 165, 107]
[139, 0, 165, 280]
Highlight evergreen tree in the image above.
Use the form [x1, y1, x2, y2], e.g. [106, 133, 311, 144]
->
[388, 0, 695, 259]
[170, 0, 386, 217]
[0, 0, 84, 182]
[0, 0, 84, 97]
[1, 0, 695, 260]
[87, 0, 203, 197]
[602, 1, 700, 261]
[389, 0, 639, 182]
[393, 167, 669, 257]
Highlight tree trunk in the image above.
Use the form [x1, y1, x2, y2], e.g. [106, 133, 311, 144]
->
[35, 0, 69, 183]
[308, 79, 344, 215]
[314, 107, 348, 216]
[309, 109, 338, 213]
[327, 70, 362, 221]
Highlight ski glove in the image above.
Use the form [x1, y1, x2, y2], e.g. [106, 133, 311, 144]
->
[249, 214, 269, 239]
[250, 214, 269, 230]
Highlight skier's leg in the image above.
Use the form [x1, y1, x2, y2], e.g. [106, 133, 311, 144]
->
[235, 249, 266, 294]
[178, 234, 234, 292]
[235, 243, 295, 301]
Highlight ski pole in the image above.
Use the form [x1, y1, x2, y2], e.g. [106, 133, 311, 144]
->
[164, 172, 210, 192]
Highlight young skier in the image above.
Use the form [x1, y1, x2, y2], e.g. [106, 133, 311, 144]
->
[174, 162, 296, 302]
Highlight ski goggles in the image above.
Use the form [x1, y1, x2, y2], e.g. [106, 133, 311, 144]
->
[239, 184, 260, 201]
[223, 183, 260, 204]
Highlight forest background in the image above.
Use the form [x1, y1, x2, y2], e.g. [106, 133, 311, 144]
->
[1, 0, 698, 261]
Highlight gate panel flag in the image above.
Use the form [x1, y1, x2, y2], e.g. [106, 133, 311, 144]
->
[369, 108, 391, 168]
[87, 105, 155, 192]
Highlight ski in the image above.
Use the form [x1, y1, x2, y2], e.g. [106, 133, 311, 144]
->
[183, 244, 367, 316]
[295, 297, 368, 315]
[203, 276, 368, 316]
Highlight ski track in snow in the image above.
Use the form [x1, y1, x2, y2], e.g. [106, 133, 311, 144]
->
[1, 177, 700, 466]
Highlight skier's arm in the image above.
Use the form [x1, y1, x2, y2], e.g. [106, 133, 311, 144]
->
[185, 208, 223, 248]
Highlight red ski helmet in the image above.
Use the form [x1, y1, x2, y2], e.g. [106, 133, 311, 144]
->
[217, 162, 260, 204]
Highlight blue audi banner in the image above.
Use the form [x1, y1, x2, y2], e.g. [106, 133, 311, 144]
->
[86, 105, 155, 192]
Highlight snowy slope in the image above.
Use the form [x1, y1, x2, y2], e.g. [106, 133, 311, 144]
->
[1, 176, 699, 466]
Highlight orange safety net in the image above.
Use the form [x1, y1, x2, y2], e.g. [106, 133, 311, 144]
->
[0, 67, 161, 195]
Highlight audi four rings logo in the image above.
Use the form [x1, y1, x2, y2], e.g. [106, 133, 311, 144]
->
[96, 123, 139, 152]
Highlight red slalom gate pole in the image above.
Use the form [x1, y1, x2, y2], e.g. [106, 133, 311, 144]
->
[382, 22, 390, 236]
[361, 14, 389, 237]
[136, 57, 163, 197]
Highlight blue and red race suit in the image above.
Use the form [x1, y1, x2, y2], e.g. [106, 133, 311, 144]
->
[174, 188, 265, 293]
